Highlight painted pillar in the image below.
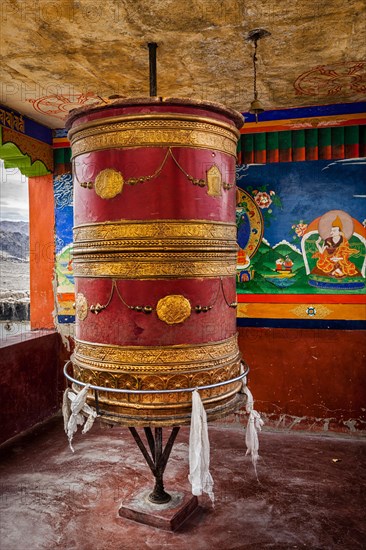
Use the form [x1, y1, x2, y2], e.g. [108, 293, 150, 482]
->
[28, 175, 55, 329]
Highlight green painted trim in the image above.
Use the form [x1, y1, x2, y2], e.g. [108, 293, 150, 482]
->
[318, 128, 332, 147]
[54, 147, 72, 165]
[239, 125, 364, 161]
[360, 125, 366, 145]
[64, 148, 71, 163]
[0, 126, 50, 177]
[254, 133, 266, 151]
[331, 126, 345, 146]
[293, 130, 305, 149]
[305, 129, 318, 148]
[243, 134, 254, 152]
[278, 131, 292, 150]
[344, 126, 359, 145]
[267, 132, 279, 151]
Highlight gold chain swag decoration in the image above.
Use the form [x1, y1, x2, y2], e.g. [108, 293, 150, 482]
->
[82, 278, 237, 322]
[72, 147, 234, 197]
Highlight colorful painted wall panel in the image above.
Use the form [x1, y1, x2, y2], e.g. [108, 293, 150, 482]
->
[0, 103, 53, 176]
[236, 158, 366, 321]
[54, 173, 75, 323]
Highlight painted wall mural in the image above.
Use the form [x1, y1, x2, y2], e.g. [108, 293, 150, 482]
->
[54, 173, 75, 323]
[27, 93, 97, 122]
[293, 61, 366, 98]
[236, 159, 366, 297]
[51, 157, 365, 324]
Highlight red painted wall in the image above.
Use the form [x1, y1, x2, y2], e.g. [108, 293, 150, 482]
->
[0, 332, 65, 445]
[238, 327, 366, 433]
[1, 327, 365, 445]
[28, 175, 55, 329]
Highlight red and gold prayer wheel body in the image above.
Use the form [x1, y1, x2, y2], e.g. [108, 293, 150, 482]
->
[67, 98, 244, 426]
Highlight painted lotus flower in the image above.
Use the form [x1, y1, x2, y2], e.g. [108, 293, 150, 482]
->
[292, 222, 308, 237]
[291, 220, 308, 241]
[240, 184, 282, 227]
[254, 191, 272, 209]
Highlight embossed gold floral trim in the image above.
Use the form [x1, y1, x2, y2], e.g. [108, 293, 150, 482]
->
[94, 168, 124, 199]
[72, 255, 237, 278]
[69, 116, 239, 158]
[73, 220, 237, 254]
[73, 334, 239, 372]
[156, 295, 192, 324]
[72, 363, 241, 401]
[71, 334, 242, 424]
[75, 292, 88, 320]
[74, 238, 237, 254]
[68, 113, 240, 140]
[74, 219, 236, 240]
[72, 360, 242, 425]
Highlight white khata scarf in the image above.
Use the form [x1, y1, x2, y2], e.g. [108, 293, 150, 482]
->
[242, 372, 264, 481]
[188, 390, 214, 504]
[62, 384, 97, 452]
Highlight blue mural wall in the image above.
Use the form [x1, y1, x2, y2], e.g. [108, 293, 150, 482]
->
[53, 173, 75, 323]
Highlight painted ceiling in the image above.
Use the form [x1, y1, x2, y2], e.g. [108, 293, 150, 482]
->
[1, 0, 365, 129]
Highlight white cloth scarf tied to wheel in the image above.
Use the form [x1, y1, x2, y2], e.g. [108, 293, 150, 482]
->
[188, 389, 215, 504]
[241, 367, 264, 481]
[62, 384, 97, 452]
[188, 367, 263, 503]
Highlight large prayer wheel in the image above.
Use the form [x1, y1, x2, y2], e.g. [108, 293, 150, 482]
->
[67, 97, 244, 426]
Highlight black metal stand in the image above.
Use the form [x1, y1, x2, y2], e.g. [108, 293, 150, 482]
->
[129, 427, 180, 504]
[148, 42, 158, 97]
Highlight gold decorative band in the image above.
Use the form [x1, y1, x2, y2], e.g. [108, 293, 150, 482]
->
[68, 115, 239, 158]
[73, 253, 237, 278]
[73, 334, 239, 373]
[72, 362, 241, 404]
[74, 239, 237, 254]
[68, 113, 241, 139]
[72, 335, 242, 423]
[73, 220, 237, 255]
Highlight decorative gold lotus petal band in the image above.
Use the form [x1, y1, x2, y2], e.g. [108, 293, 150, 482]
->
[73, 334, 239, 372]
[68, 114, 239, 158]
[71, 363, 242, 407]
[71, 336, 242, 424]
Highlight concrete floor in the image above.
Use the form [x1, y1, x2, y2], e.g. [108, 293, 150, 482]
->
[0, 415, 365, 550]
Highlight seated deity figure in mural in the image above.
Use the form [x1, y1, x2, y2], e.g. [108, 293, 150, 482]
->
[312, 214, 359, 278]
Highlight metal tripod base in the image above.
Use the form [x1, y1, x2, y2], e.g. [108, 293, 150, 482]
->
[118, 426, 199, 530]
[128, 426, 180, 504]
